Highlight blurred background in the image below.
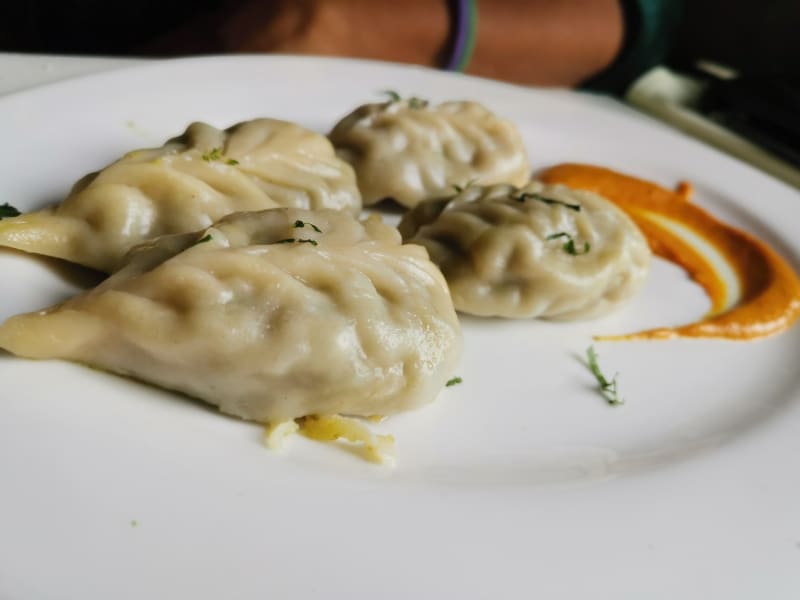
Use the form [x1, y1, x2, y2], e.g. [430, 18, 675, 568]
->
[1, 0, 798, 175]
[0, 0, 797, 88]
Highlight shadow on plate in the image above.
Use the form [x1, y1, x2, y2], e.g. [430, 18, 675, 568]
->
[1, 246, 106, 289]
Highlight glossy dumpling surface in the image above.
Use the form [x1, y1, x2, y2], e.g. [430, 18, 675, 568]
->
[329, 99, 529, 208]
[398, 182, 651, 319]
[0, 209, 462, 422]
[0, 119, 361, 272]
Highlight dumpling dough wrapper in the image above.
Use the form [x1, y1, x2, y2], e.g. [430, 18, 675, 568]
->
[329, 99, 529, 208]
[398, 182, 651, 319]
[0, 208, 462, 422]
[0, 119, 361, 272]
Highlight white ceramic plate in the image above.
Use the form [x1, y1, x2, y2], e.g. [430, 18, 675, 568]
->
[1, 56, 799, 600]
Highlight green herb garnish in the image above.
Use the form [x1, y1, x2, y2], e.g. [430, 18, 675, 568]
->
[0, 202, 21, 219]
[382, 90, 402, 102]
[381, 90, 428, 109]
[445, 376, 463, 387]
[546, 232, 590, 255]
[201, 147, 223, 162]
[515, 192, 581, 212]
[586, 346, 622, 405]
[202, 148, 237, 164]
[293, 220, 322, 233]
[194, 234, 213, 245]
[275, 238, 318, 247]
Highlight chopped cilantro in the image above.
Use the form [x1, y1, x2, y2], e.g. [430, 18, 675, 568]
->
[445, 376, 463, 387]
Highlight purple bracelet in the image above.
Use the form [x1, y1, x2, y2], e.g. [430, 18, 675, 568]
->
[444, 0, 478, 72]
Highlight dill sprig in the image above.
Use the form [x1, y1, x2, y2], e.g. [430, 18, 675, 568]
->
[586, 346, 623, 405]
[515, 192, 581, 212]
[382, 90, 402, 102]
[293, 220, 322, 233]
[381, 90, 429, 109]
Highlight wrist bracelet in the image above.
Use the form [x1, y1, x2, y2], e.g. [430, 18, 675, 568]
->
[444, 0, 478, 72]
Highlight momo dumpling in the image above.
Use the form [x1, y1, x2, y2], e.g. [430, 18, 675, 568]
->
[0, 208, 462, 422]
[329, 97, 529, 208]
[398, 182, 651, 319]
[0, 119, 361, 272]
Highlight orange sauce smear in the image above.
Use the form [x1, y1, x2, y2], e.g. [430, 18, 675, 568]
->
[540, 163, 800, 340]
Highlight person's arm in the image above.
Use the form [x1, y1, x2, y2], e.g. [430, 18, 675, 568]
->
[467, 0, 624, 86]
[148, 0, 625, 87]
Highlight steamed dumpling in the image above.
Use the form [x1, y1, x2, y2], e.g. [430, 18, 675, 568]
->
[398, 182, 651, 319]
[0, 119, 361, 272]
[329, 98, 529, 208]
[0, 208, 462, 422]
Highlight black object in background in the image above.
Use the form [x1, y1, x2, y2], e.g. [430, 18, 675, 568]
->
[0, 1, 223, 54]
[697, 71, 800, 169]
